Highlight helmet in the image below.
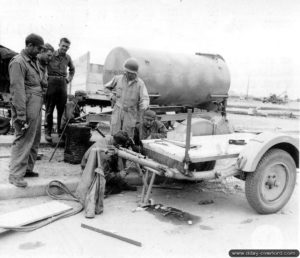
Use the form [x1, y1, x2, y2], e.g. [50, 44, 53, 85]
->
[123, 58, 139, 74]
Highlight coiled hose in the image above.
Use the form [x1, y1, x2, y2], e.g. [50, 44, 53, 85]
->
[0, 180, 83, 232]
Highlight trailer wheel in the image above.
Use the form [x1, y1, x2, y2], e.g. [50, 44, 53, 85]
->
[245, 149, 296, 214]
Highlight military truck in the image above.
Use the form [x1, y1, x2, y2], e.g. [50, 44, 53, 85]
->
[0, 45, 17, 134]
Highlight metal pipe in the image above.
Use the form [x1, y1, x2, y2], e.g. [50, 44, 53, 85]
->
[116, 148, 239, 181]
[143, 171, 156, 205]
[183, 109, 192, 175]
[116, 149, 169, 173]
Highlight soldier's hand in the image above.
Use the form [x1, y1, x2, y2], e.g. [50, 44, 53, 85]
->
[110, 95, 116, 108]
[15, 118, 26, 127]
[105, 146, 117, 155]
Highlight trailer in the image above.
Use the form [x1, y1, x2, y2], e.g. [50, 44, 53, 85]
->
[113, 111, 299, 214]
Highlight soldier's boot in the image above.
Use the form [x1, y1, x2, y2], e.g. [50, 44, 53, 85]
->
[45, 134, 52, 143]
[116, 177, 137, 191]
[24, 170, 39, 177]
[8, 176, 28, 188]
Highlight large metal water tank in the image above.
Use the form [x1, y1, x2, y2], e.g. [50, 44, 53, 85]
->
[103, 47, 230, 108]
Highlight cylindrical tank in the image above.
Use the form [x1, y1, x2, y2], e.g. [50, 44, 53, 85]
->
[103, 47, 230, 107]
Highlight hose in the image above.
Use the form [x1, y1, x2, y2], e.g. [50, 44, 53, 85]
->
[0, 180, 83, 232]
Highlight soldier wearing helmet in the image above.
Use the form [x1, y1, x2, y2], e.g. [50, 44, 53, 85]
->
[105, 57, 149, 138]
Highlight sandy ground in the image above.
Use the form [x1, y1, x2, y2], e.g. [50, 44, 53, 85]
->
[0, 111, 299, 258]
[0, 176, 298, 258]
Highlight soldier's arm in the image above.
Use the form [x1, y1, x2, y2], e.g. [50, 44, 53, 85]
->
[138, 81, 150, 111]
[67, 56, 75, 83]
[104, 77, 118, 105]
[9, 62, 26, 122]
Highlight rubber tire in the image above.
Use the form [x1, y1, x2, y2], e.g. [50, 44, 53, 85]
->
[245, 149, 296, 214]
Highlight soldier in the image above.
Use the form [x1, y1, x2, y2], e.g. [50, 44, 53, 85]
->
[60, 90, 87, 132]
[37, 43, 54, 98]
[105, 58, 149, 138]
[45, 37, 75, 142]
[77, 131, 136, 218]
[8, 33, 45, 187]
[133, 109, 167, 153]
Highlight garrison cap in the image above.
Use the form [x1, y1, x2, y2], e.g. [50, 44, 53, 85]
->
[25, 33, 44, 47]
[43, 43, 55, 52]
[144, 109, 156, 119]
[75, 90, 87, 97]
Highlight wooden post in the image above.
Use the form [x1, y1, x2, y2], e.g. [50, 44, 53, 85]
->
[183, 109, 192, 176]
[143, 170, 156, 205]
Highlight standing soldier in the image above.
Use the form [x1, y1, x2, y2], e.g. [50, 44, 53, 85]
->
[37, 43, 54, 99]
[8, 33, 45, 187]
[45, 37, 75, 142]
[105, 58, 149, 138]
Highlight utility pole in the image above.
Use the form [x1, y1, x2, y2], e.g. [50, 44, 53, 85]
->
[246, 76, 250, 100]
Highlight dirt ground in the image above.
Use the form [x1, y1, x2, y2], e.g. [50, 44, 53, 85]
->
[0, 176, 298, 258]
[0, 111, 299, 258]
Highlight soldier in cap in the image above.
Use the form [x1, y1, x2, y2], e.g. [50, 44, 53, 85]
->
[105, 58, 149, 138]
[133, 109, 167, 153]
[60, 90, 87, 132]
[8, 33, 45, 187]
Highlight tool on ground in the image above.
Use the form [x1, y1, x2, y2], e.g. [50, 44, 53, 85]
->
[228, 139, 246, 145]
[152, 185, 183, 190]
[81, 223, 142, 247]
[144, 204, 198, 224]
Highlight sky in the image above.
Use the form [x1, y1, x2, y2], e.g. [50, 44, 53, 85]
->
[1, 0, 299, 98]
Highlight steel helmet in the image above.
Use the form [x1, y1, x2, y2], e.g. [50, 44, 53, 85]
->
[123, 58, 139, 74]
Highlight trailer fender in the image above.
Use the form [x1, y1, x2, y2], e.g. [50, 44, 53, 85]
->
[236, 132, 299, 172]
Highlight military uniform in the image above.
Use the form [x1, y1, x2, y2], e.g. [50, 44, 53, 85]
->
[9, 50, 44, 182]
[134, 119, 167, 144]
[105, 74, 149, 138]
[77, 134, 136, 218]
[45, 50, 75, 135]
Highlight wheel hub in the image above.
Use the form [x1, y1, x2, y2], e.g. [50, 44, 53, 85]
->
[265, 175, 280, 189]
[261, 163, 287, 202]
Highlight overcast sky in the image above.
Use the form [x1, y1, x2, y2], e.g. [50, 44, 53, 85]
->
[1, 0, 299, 98]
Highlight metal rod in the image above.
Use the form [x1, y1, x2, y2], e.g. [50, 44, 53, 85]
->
[49, 101, 79, 162]
[143, 171, 156, 205]
[140, 169, 149, 204]
[95, 127, 105, 137]
[81, 223, 142, 247]
[117, 149, 168, 173]
[183, 109, 192, 174]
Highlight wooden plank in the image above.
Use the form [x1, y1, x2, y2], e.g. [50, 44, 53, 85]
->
[81, 223, 142, 247]
[0, 201, 72, 233]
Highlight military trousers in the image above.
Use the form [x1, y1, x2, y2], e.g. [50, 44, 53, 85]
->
[9, 93, 43, 179]
[45, 76, 67, 134]
[110, 105, 140, 138]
